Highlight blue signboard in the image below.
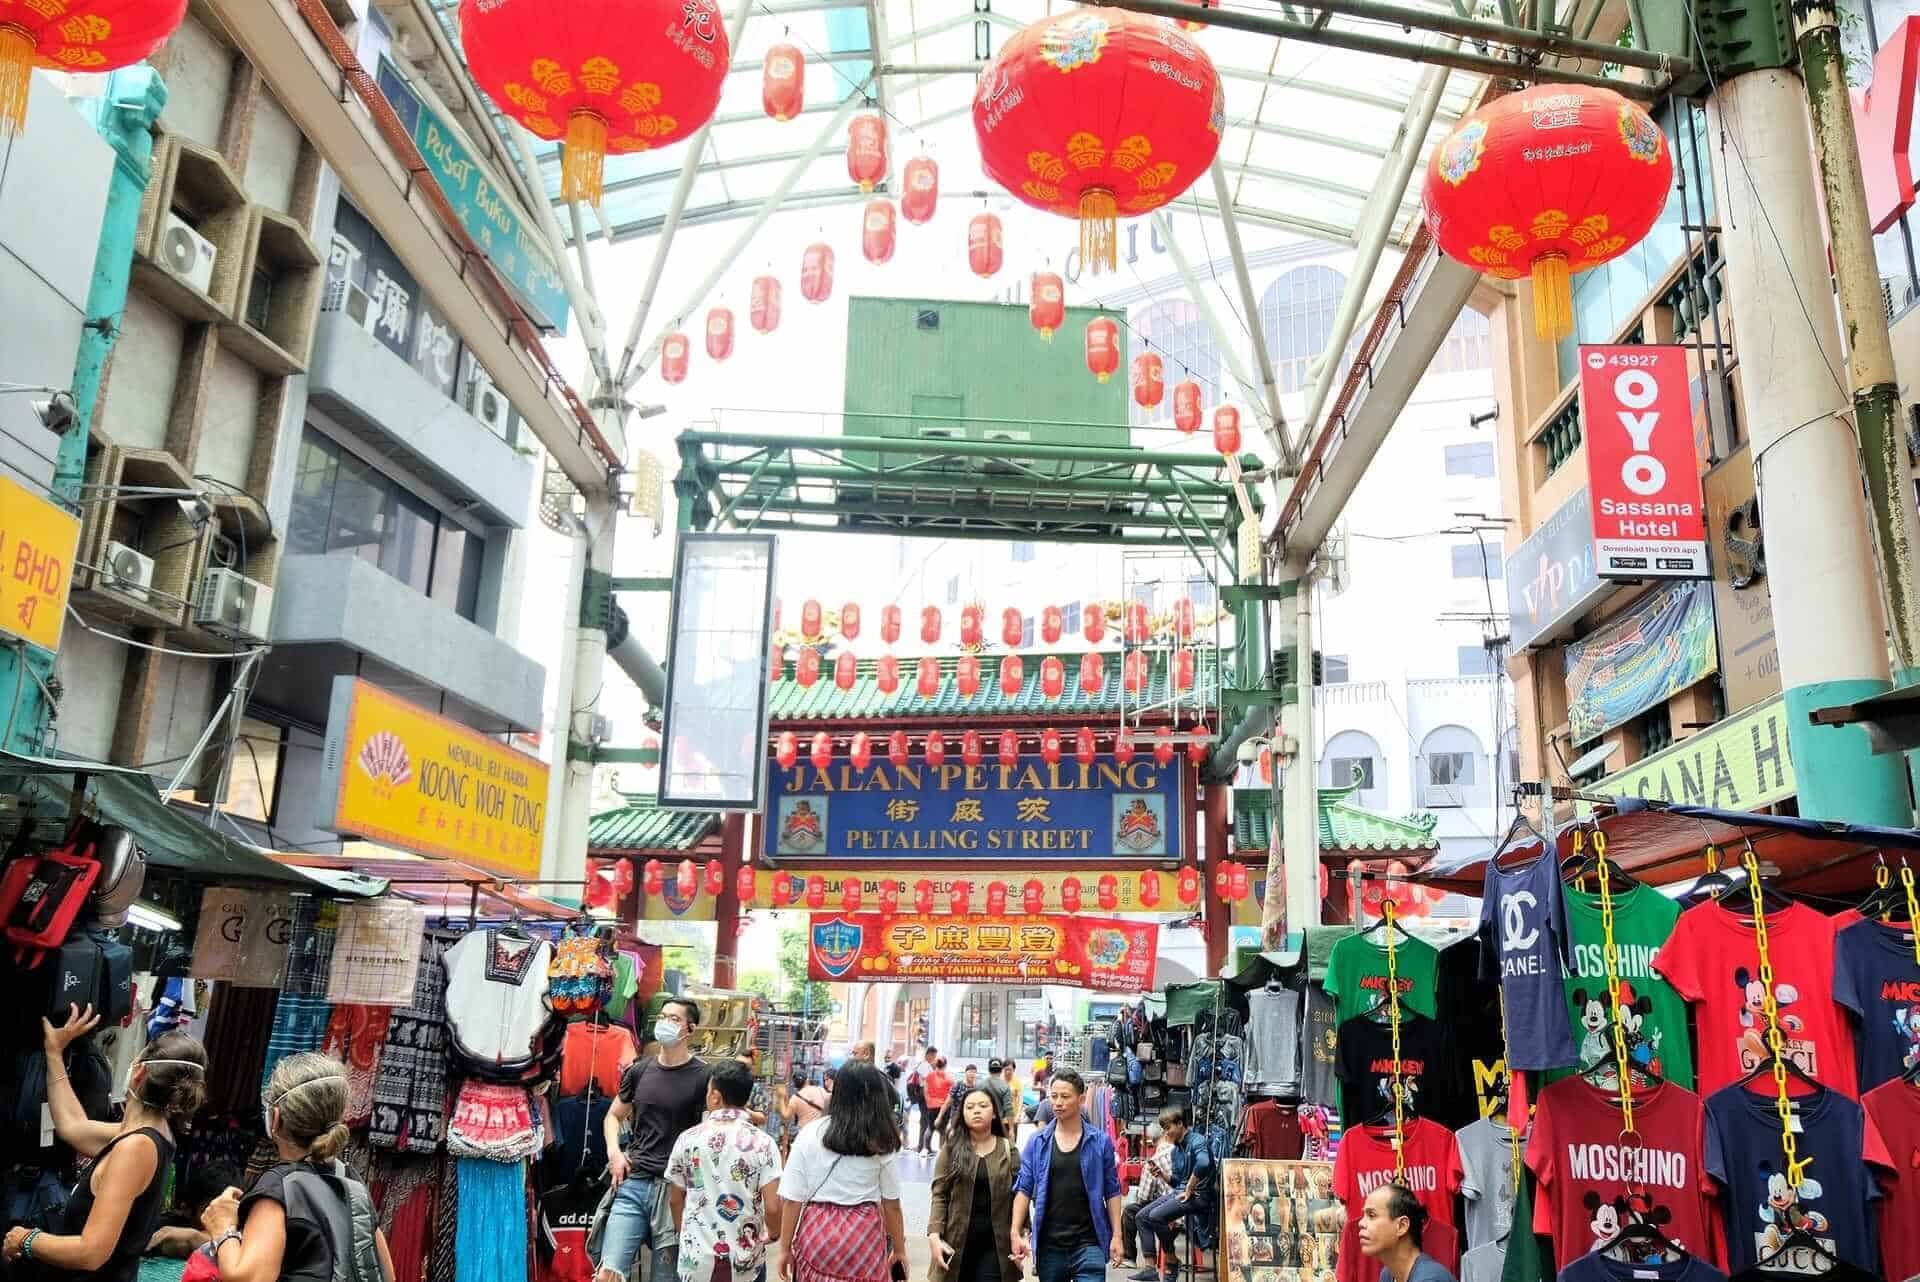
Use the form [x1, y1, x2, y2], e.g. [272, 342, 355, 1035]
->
[765, 753, 1185, 861]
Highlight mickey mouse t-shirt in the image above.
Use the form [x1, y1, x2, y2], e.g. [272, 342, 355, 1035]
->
[1832, 917, 1920, 1093]
[1653, 901, 1858, 1098]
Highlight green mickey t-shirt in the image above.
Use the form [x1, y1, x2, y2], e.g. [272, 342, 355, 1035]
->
[1555, 882, 1695, 1089]
[1322, 931, 1440, 1022]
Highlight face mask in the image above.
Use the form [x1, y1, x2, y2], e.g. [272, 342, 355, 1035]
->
[654, 1019, 684, 1047]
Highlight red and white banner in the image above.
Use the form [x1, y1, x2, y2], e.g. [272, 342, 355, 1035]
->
[1580, 344, 1709, 580]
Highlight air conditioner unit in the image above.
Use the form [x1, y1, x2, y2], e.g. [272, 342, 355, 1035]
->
[101, 541, 154, 603]
[159, 213, 217, 295]
[195, 568, 274, 642]
[466, 368, 509, 436]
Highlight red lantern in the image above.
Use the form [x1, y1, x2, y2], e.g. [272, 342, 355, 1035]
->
[842, 881, 862, 913]
[750, 275, 782, 335]
[1062, 877, 1083, 912]
[1030, 271, 1065, 340]
[914, 880, 934, 914]
[1126, 601, 1150, 644]
[973, 10, 1222, 274]
[850, 731, 873, 770]
[1075, 727, 1096, 766]
[1132, 352, 1165, 408]
[810, 731, 833, 769]
[957, 654, 981, 698]
[1023, 880, 1045, 914]
[1114, 731, 1135, 764]
[1174, 648, 1196, 691]
[1097, 874, 1119, 910]
[876, 655, 900, 694]
[950, 881, 972, 915]
[776, 731, 798, 768]
[458, 0, 730, 208]
[1424, 86, 1673, 339]
[881, 604, 902, 644]
[772, 875, 793, 907]
[801, 242, 835, 302]
[806, 875, 826, 909]
[1229, 862, 1250, 902]
[1173, 380, 1202, 433]
[762, 42, 804, 120]
[879, 882, 899, 914]
[1173, 597, 1194, 639]
[1000, 655, 1025, 697]
[1041, 657, 1066, 700]
[1213, 405, 1241, 455]
[998, 729, 1020, 768]
[1079, 651, 1104, 695]
[796, 647, 820, 687]
[901, 154, 939, 224]
[840, 602, 861, 639]
[862, 198, 897, 264]
[1139, 870, 1162, 908]
[705, 860, 725, 896]
[962, 730, 984, 767]
[1042, 606, 1064, 645]
[706, 307, 734, 361]
[676, 859, 698, 898]
[0, 0, 187, 138]
[661, 332, 690, 384]
[921, 605, 943, 644]
[1124, 650, 1148, 694]
[848, 113, 889, 191]
[834, 651, 857, 691]
[1083, 604, 1106, 643]
[925, 731, 947, 766]
[1041, 728, 1063, 765]
[1002, 607, 1024, 648]
[1154, 726, 1175, 765]
[1177, 865, 1201, 904]
[888, 729, 910, 767]
[643, 859, 664, 894]
[1085, 317, 1120, 383]
[1187, 723, 1212, 764]
[968, 212, 1004, 277]
[987, 881, 1008, 914]
[917, 657, 941, 698]
[960, 604, 984, 647]
[801, 599, 823, 638]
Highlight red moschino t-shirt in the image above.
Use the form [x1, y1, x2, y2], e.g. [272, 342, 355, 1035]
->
[1526, 1076, 1719, 1270]
[1331, 1117, 1462, 1282]
[1653, 900, 1858, 1097]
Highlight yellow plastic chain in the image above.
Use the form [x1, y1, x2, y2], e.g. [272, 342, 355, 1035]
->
[1742, 847, 1809, 1188]
[1593, 832, 1636, 1136]
[1384, 897, 1405, 1177]
[1901, 865, 1920, 966]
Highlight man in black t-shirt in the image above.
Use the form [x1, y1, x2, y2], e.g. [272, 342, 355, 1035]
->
[598, 998, 711, 1282]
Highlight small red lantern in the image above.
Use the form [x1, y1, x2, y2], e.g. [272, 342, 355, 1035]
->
[706, 307, 734, 361]
[750, 275, 782, 335]
[1041, 728, 1063, 765]
[1126, 601, 1150, 644]
[914, 880, 934, 914]
[862, 198, 896, 264]
[957, 654, 981, 698]
[888, 729, 910, 767]
[661, 333, 690, 384]
[840, 602, 861, 639]
[921, 605, 942, 644]
[1086, 317, 1120, 383]
[806, 875, 826, 909]
[1000, 656, 1025, 697]
[705, 859, 726, 896]
[850, 731, 873, 770]
[1042, 606, 1064, 645]
[1213, 405, 1241, 455]
[1023, 880, 1045, 914]
[881, 604, 902, 644]
[842, 881, 862, 913]
[925, 730, 947, 766]
[1097, 874, 1119, 911]
[1177, 865, 1201, 904]
[901, 154, 939, 224]
[1173, 597, 1194, 639]
[1083, 604, 1106, 643]
[1187, 723, 1212, 764]
[968, 212, 1004, 277]
[1041, 657, 1066, 700]
[960, 604, 984, 647]
[801, 242, 835, 303]
[1139, 871, 1163, 908]
[1174, 648, 1196, 691]
[1124, 651, 1148, 694]
[1002, 607, 1024, 648]
[1079, 651, 1104, 695]
[676, 859, 698, 898]
[879, 882, 899, 914]
[848, 113, 889, 191]
[1075, 727, 1096, 766]
[776, 731, 798, 768]
[917, 657, 941, 698]
[876, 655, 900, 694]
[998, 729, 1020, 768]
[1132, 352, 1166, 408]
[987, 881, 1009, 914]
[962, 730, 984, 767]
[1062, 877, 1083, 912]
[1114, 731, 1135, 764]
[772, 875, 793, 907]
[1031, 271, 1065, 340]
[1173, 380, 1202, 433]
[950, 881, 972, 915]
[1229, 862, 1250, 902]
[643, 859, 664, 894]
[763, 42, 804, 120]
[810, 731, 833, 769]
[1154, 726, 1175, 765]
[801, 599, 823, 638]
[835, 651, 857, 691]
[796, 648, 821, 687]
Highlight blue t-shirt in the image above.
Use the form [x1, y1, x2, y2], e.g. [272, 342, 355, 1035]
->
[1557, 1250, 1725, 1282]
[1478, 857, 1577, 1070]
[1832, 917, 1920, 1093]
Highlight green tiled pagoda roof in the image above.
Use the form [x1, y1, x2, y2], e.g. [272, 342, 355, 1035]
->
[1232, 785, 1440, 854]
[767, 649, 1222, 722]
[589, 792, 719, 853]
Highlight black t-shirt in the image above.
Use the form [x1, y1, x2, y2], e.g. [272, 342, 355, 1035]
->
[240, 1164, 333, 1282]
[1040, 1133, 1097, 1252]
[618, 1055, 712, 1176]
[1333, 1011, 1464, 1126]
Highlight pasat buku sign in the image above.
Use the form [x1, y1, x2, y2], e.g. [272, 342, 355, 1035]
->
[1580, 344, 1709, 580]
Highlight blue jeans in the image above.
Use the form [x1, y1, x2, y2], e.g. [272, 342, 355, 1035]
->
[599, 1175, 678, 1282]
[1037, 1244, 1108, 1282]
[1137, 1193, 1196, 1274]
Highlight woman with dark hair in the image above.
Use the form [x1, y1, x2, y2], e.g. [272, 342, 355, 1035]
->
[928, 1088, 1019, 1282]
[776, 1063, 907, 1282]
[1356, 1185, 1453, 1282]
[2, 1005, 208, 1282]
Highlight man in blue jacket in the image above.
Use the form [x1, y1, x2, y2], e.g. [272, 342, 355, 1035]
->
[1010, 1069, 1124, 1282]
[1132, 1106, 1215, 1282]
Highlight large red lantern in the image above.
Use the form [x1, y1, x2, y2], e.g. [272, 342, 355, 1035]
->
[1097, 874, 1119, 911]
[1213, 405, 1241, 455]
[1031, 271, 1065, 340]
[1041, 728, 1063, 765]
[810, 731, 832, 769]
[705, 859, 726, 896]
[801, 599, 823, 638]
[962, 731, 984, 767]
[840, 602, 861, 639]
[459, 0, 729, 208]
[1083, 604, 1106, 643]
[914, 880, 934, 914]
[643, 859, 664, 894]
[750, 275, 782, 335]
[986, 881, 1008, 915]
[876, 655, 900, 694]
[1424, 86, 1673, 339]
[969, 213, 1004, 278]
[921, 606, 943, 644]
[706, 307, 735, 361]
[925, 730, 947, 765]
[863, 198, 897, 264]
[902, 154, 939, 224]
[1154, 726, 1175, 765]
[1075, 727, 1096, 766]
[795, 648, 820, 687]
[1002, 608, 1024, 648]
[881, 605, 902, 644]
[834, 651, 857, 691]
[848, 112, 889, 191]
[998, 729, 1020, 768]
[888, 730, 910, 767]
[1079, 651, 1104, 695]
[763, 42, 804, 120]
[776, 731, 798, 768]
[661, 332, 690, 384]
[1000, 656, 1025, 697]
[1174, 648, 1196, 691]
[676, 859, 698, 899]
[801, 242, 835, 302]
[1123, 651, 1147, 694]
[0, 0, 187, 137]
[1125, 600, 1150, 644]
[806, 875, 826, 909]
[1023, 880, 1045, 914]
[960, 604, 984, 647]
[1113, 731, 1135, 764]
[1086, 317, 1120, 383]
[850, 731, 873, 770]
[974, 10, 1222, 273]
[917, 656, 941, 698]
[1132, 352, 1165, 408]
[1178, 865, 1201, 904]
[957, 655, 981, 698]
[1042, 606, 1064, 645]
[1139, 870, 1162, 908]
[1041, 657, 1066, 700]
[1173, 380, 1202, 433]
[1062, 877, 1083, 913]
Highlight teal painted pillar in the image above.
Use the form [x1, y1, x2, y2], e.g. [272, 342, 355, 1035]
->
[0, 67, 165, 756]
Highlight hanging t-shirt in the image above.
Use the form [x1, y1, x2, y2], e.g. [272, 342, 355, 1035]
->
[1861, 1078, 1920, 1282]
[1323, 931, 1441, 1023]
[1457, 1117, 1528, 1249]
[1246, 984, 1303, 1095]
[1331, 1117, 1463, 1282]
[1525, 1076, 1717, 1270]
[1437, 936, 1511, 1128]
[1704, 1081, 1891, 1277]
[1479, 858, 1577, 1070]
[1559, 1250, 1728, 1282]
[1304, 984, 1342, 1111]
[1832, 918, 1920, 1093]
[1653, 901, 1858, 1097]
[1334, 1012, 1467, 1127]
[1561, 882, 1696, 1089]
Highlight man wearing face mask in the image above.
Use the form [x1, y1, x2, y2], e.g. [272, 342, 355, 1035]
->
[599, 998, 712, 1282]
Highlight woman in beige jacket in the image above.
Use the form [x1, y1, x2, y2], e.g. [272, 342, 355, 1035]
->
[927, 1088, 1021, 1282]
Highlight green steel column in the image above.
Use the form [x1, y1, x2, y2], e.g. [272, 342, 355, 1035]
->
[1, 67, 166, 755]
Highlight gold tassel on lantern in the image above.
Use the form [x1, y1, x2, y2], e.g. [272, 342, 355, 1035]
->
[1079, 187, 1118, 276]
[561, 111, 609, 207]
[0, 26, 35, 138]
[1531, 253, 1573, 340]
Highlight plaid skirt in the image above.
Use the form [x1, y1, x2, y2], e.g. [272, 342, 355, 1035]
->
[793, 1201, 890, 1282]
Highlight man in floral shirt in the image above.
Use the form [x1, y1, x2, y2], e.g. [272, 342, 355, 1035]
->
[667, 1060, 784, 1282]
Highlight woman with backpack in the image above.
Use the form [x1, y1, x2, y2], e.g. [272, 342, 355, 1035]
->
[1, 1004, 208, 1282]
[195, 1053, 396, 1282]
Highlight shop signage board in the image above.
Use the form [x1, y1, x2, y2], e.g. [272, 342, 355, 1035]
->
[741, 867, 1184, 912]
[806, 912, 1158, 990]
[374, 56, 570, 335]
[1565, 579, 1718, 744]
[766, 752, 1186, 861]
[1504, 487, 1609, 650]
[0, 474, 79, 654]
[1701, 445, 1781, 712]
[316, 676, 548, 878]
[1580, 344, 1710, 579]
[1220, 1159, 1345, 1282]
[1596, 692, 1794, 809]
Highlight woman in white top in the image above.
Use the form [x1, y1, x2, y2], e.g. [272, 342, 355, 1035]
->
[777, 1064, 907, 1282]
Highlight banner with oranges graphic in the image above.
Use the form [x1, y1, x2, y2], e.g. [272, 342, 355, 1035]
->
[807, 912, 1156, 991]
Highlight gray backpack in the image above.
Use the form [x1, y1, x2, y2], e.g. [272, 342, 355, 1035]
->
[282, 1161, 385, 1282]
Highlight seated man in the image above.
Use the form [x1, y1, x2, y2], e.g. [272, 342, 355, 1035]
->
[1134, 1107, 1215, 1282]
[1124, 1123, 1172, 1279]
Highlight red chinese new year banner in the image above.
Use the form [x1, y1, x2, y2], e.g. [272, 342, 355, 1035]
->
[1580, 344, 1709, 580]
[807, 913, 1157, 991]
